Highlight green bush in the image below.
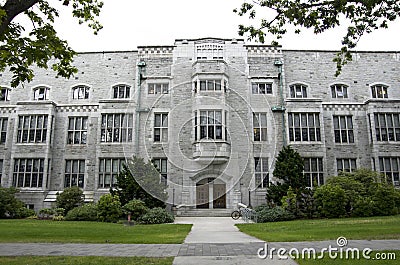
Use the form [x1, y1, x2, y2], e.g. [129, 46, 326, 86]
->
[52, 215, 65, 221]
[97, 194, 122, 223]
[39, 208, 54, 219]
[314, 184, 347, 218]
[254, 204, 295, 223]
[371, 184, 399, 216]
[56, 187, 84, 214]
[54, 208, 65, 216]
[352, 196, 375, 217]
[122, 199, 149, 221]
[65, 203, 98, 221]
[14, 207, 36, 219]
[0, 187, 24, 218]
[138, 207, 174, 224]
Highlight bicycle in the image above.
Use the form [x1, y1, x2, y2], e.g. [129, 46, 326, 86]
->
[231, 203, 247, 220]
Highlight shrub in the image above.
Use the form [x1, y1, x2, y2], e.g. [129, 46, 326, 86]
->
[138, 207, 174, 224]
[56, 187, 84, 214]
[314, 184, 347, 218]
[14, 207, 35, 219]
[39, 208, 54, 219]
[65, 203, 98, 221]
[352, 196, 375, 217]
[0, 187, 24, 218]
[371, 184, 399, 216]
[52, 215, 65, 221]
[54, 208, 65, 216]
[122, 199, 149, 221]
[254, 204, 295, 223]
[97, 194, 122, 223]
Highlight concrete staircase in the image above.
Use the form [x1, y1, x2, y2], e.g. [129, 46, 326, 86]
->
[175, 208, 232, 217]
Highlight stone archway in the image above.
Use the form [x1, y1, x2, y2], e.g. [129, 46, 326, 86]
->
[196, 178, 226, 209]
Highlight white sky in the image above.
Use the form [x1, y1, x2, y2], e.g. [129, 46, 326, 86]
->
[50, 0, 400, 52]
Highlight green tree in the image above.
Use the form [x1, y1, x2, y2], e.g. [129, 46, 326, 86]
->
[110, 156, 168, 209]
[234, 0, 400, 75]
[56, 186, 84, 214]
[97, 194, 122, 223]
[0, 0, 103, 87]
[0, 187, 24, 218]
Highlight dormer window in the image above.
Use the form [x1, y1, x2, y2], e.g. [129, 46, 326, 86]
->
[371, 84, 388, 98]
[290, 84, 307, 98]
[113, 84, 131, 99]
[0, 87, 11, 101]
[72, 85, 90, 99]
[331, 84, 348, 98]
[33, 86, 50, 101]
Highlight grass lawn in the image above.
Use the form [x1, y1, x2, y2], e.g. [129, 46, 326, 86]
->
[236, 215, 400, 242]
[0, 220, 192, 244]
[296, 250, 399, 265]
[0, 256, 173, 265]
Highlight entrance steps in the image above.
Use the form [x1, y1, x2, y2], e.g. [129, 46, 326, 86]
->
[175, 208, 232, 217]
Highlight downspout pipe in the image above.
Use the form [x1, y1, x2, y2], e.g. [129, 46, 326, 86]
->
[135, 61, 146, 156]
[272, 59, 287, 146]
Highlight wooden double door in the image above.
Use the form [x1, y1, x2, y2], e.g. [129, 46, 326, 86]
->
[196, 178, 226, 209]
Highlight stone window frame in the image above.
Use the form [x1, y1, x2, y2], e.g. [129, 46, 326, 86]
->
[16, 115, 48, 143]
[374, 113, 400, 142]
[253, 112, 268, 142]
[154, 113, 168, 142]
[333, 115, 355, 144]
[254, 157, 269, 189]
[379, 157, 400, 186]
[371, 84, 388, 99]
[289, 83, 308, 98]
[67, 116, 88, 145]
[112, 84, 131, 99]
[288, 112, 321, 142]
[98, 158, 125, 189]
[32, 85, 50, 101]
[303, 157, 324, 188]
[0, 117, 7, 144]
[0, 86, 11, 101]
[152, 158, 168, 186]
[337, 158, 357, 173]
[72, 85, 90, 100]
[64, 159, 85, 188]
[331, 84, 348, 99]
[100, 113, 134, 143]
[12, 158, 45, 188]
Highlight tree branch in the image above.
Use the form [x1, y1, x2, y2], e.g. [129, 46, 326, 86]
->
[0, 0, 39, 36]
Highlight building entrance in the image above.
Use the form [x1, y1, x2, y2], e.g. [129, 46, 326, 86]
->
[196, 178, 226, 209]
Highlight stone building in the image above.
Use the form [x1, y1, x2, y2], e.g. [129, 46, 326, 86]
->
[0, 38, 399, 215]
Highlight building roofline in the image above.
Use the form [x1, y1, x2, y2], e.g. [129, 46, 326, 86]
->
[283, 49, 400, 53]
[76, 50, 138, 55]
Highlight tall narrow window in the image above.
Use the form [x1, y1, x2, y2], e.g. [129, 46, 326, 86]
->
[148, 83, 169, 94]
[253, 113, 267, 141]
[17, 115, 48, 143]
[304, 157, 324, 188]
[153, 158, 168, 186]
[333, 115, 354, 143]
[337, 158, 357, 173]
[0, 87, 11, 101]
[290, 84, 307, 98]
[0, 160, 3, 186]
[199, 110, 223, 140]
[374, 113, 400, 141]
[67, 117, 88, 144]
[100, 114, 133, 143]
[331, 84, 348, 98]
[288, 113, 321, 142]
[254, 157, 269, 188]
[64, 160, 85, 188]
[113, 84, 131, 99]
[33, 87, 50, 100]
[98, 158, 125, 188]
[252, 83, 272, 94]
[379, 157, 400, 186]
[154, 113, 168, 142]
[13, 158, 44, 188]
[0, 118, 7, 144]
[371, 85, 388, 98]
[72, 85, 89, 99]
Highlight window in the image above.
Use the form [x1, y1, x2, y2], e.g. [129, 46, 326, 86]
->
[200, 80, 222, 91]
[33, 87, 50, 100]
[113, 84, 131, 99]
[337, 158, 357, 173]
[100, 114, 133, 143]
[304, 157, 324, 188]
[197, 110, 223, 140]
[196, 43, 224, 60]
[254, 157, 269, 188]
[67, 117, 88, 144]
[252, 83, 272, 94]
[148, 83, 169, 94]
[64, 160, 85, 188]
[0, 87, 11, 101]
[0, 159, 3, 186]
[333, 115, 354, 143]
[98, 158, 125, 188]
[253, 113, 267, 141]
[0, 118, 7, 144]
[154, 113, 168, 142]
[12, 158, 44, 188]
[379, 157, 400, 186]
[288, 113, 321, 142]
[17, 115, 48, 143]
[290, 84, 307, 98]
[371, 85, 388, 98]
[72, 85, 89, 99]
[153, 158, 167, 186]
[331, 84, 348, 98]
[374, 113, 400, 141]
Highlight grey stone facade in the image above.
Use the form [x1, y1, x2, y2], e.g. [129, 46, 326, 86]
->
[0, 38, 399, 213]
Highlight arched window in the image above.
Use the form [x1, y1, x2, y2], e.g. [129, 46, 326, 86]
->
[371, 84, 388, 98]
[113, 84, 131, 99]
[72, 85, 90, 99]
[0, 87, 11, 101]
[33, 86, 50, 100]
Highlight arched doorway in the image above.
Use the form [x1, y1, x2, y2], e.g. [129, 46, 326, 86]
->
[196, 178, 226, 209]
